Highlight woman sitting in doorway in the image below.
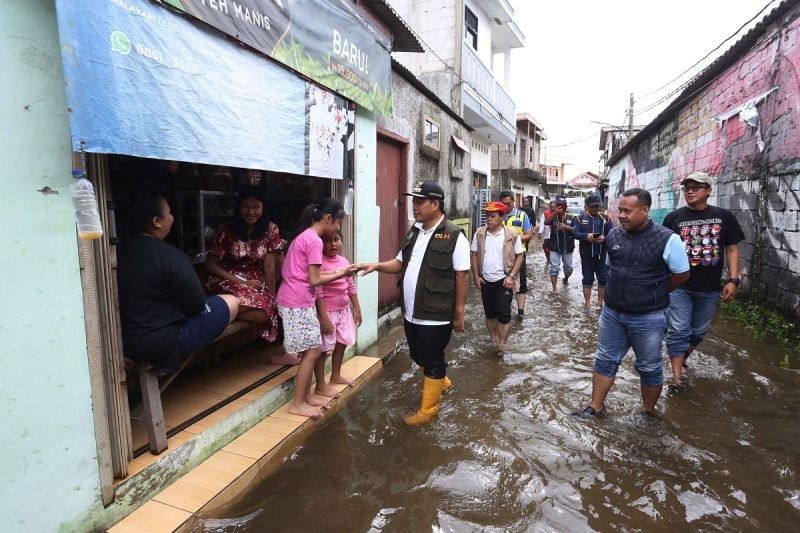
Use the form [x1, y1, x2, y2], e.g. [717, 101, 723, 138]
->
[205, 185, 282, 344]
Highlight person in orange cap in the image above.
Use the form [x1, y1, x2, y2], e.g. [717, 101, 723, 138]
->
[470, 201, 525, 355]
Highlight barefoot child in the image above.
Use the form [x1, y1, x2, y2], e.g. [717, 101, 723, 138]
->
[276, 199, 359, 419]
[315, 231, 363, 391]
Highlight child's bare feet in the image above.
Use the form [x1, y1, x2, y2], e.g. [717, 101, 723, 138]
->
[271, 353, 301, 365]
[330, 375, 354, 386]
[314, 384, 342, 398]
[288, 402, 322, 419]
[307, 395, 329, 407]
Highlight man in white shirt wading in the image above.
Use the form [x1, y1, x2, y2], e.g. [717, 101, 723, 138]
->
[360, 181, 470, 425]
[471, 201, 524, 356]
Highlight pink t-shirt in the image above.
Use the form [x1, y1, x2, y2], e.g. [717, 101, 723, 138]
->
[276, 228, 323, 308]
[317, 254, 357, 311]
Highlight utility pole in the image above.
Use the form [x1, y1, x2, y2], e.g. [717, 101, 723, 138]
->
[628, 93, 634, 137]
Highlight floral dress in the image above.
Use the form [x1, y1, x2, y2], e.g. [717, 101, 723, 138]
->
[206, 222, 282, 342]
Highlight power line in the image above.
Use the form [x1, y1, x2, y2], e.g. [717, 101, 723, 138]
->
[637, 16, 784, 119]
[547, 131, 599, 148]
[636, 0, 778, 106]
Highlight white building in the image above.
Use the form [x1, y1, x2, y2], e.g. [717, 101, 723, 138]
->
[388, 0, 525, 188]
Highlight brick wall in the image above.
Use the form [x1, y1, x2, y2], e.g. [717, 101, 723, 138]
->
[606, 6, 800, 318]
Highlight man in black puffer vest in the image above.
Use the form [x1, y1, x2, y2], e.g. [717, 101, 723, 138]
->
[360, 181, 470, 425]
[576, 188, 690, 419]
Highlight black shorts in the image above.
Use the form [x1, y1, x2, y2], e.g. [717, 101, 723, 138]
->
[403, 320, 452, 379]
[176, 295, 230, 356]
[480, 280, 514, 324]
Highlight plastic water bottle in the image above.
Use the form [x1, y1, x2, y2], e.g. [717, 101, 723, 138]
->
[70, 170, 104, 240]
[344, 184, 354, 215]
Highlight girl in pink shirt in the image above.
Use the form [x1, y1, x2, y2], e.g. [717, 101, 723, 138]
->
[276, 199, 359, 419]
[316, 231, 363, 390]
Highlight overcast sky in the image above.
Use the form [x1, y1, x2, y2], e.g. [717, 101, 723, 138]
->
[508, 0, 776, 178]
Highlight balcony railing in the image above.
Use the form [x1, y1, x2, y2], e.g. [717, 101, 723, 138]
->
[461, 43, 515, 125]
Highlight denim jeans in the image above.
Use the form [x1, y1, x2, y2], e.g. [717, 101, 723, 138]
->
[549, 251, 573, 278]
[594, 305, 669, 387]
[666, 288, 719, 358]
[580, 256, 609, 287]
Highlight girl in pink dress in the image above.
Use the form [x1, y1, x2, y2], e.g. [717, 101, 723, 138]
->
[205, 186, 281, 342]
[316, 231, 362, 391]
[276, 199, 360, 419]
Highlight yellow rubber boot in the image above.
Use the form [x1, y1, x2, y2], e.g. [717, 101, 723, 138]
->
[405, 377, 445, 425]
[443, 376, 452, 391]
[418, 365, 451, 391]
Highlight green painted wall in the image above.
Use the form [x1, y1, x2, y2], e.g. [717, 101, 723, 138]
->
[0, 1, 104, 530]
[354, 110, 380, 349]
[0, 4, 385, 529]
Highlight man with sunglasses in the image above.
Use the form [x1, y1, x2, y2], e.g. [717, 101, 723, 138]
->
[662, 172, 745, 391]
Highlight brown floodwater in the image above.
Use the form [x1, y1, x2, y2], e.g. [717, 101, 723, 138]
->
[201, 254, 800, 531]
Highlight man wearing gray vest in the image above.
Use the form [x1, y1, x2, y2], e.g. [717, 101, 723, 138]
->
[471, 201, 525, 356]
[360, 181, 470, 425]
[576, 188, 690, 418]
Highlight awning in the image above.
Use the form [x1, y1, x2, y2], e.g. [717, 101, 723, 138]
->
[451, 135, 471, 153]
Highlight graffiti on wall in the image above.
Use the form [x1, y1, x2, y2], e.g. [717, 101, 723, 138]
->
[607, 13, 800, 224]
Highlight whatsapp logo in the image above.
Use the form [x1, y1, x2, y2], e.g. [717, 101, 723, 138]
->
[110, 31, 131, 55]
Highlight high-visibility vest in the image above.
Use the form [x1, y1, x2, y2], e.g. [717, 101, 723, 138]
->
[504, 210, 528, 250]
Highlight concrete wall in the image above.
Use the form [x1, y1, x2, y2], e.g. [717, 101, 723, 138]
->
[472, 134, 492, 182]
[378, 70, 474, 220]
[606, 7, 800, 318]
[0, 1, 105, 531]
[464, 0, 493, 67]
[354, 109, 381, 348]
[390, 0, 459, 77]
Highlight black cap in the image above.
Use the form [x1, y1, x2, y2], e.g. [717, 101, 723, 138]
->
[555, 195, 567, 205]
[586, 194, 602, 206]
[404, 180, 445, 201]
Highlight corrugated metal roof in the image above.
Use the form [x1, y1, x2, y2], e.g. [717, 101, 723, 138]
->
[363, 0, 424, 53]
[607, 0, 798, 168]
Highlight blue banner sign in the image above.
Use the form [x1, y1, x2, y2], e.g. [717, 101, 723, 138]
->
[159, 0, 393, 115]
[54, 0, 353, 179]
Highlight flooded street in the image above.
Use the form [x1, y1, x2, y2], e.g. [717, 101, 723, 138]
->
[207, 253, 800, 531]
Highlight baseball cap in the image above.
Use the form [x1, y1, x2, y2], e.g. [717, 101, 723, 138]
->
[681, 172, 713, 187]
[585, 194, 602, 206]
[483, 201, 508, 214]
[404, 180, 445, 200]
[555, 195, 567, 206]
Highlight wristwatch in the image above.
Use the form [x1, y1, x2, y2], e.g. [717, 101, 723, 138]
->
[728, 278, 741, 287]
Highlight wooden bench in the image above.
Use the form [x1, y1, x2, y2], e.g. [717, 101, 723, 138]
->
[127, 320, 256, 454]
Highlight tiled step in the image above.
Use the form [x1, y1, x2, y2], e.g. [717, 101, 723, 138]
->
[109, 355, 385, 533]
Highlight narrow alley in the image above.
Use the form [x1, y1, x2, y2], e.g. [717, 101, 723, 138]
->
[206, 253, 800, 531]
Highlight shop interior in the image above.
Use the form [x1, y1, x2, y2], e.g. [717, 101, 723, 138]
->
[103, 154, 339, 470]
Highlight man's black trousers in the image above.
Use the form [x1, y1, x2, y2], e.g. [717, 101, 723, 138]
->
[403, 320, 452, 379]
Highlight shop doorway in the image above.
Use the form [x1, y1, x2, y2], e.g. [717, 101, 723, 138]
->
[84, 154, 347, 482]
[376, 133, 408, 314]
